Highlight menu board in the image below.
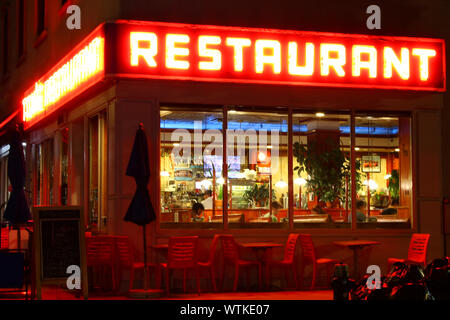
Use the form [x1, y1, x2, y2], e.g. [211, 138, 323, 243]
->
[33, 206, 88, 299]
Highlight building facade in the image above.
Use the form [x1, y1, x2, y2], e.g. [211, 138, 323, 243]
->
[0, 0, 449, 288]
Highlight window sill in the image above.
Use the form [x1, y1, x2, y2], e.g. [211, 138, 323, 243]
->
[33, 30, 48, 48]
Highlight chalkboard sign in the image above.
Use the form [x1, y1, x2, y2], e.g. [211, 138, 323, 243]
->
[33, 206, 88, 299]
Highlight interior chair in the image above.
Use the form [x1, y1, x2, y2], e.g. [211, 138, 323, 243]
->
[219, 234, 261, 292]
[86, 236, 117, 291]
[387, 233, 430, 271]
[160, 236, 200, 296]
[265, 233, 300, 289]
[197, 234, 220, 292]
[114, 236, 159, 291]
[298, 234, 337, 290]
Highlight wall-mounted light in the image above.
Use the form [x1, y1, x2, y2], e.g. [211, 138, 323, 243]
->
[315, 112, 325, 117]
[275, 179, 288, 188]
[160, 171, 170, 177]
[363, 179, 378, 190]
[257, 151, 267, 162]
[395, 148, 400, 152]
[216, 177, 225, 185]
[294, 177, 307, 186]
[354, 147, 360, 151]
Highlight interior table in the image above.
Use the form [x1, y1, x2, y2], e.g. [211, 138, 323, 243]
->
[333, 240, 380, 279]
[238, 242, 283, 290]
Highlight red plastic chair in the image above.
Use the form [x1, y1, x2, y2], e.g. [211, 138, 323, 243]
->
[0, 227, 8, 249]
[114, 236, 159, 290]
[86, 236, 117, 291]
[197, 234, 220, 292]
[265, 233, 300, 289]
[219, 235, 261, 292]
[299, 234, 337, 290]
[160, 236, 200, 296]
[387, 233, 430, 270]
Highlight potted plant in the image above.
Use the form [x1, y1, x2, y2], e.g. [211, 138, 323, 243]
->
[293, 140, 361, 208]
[243, 184, 274, 208]
[388, 169, 400, 205]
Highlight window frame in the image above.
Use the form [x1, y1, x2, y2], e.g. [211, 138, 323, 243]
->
[16, 0, 26, 64]
[33, 0, 47, 48]
[157, 104, 416, 236]
[86, 110, 108, 233]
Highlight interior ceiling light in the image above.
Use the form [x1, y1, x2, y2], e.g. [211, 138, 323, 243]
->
[315, 112, 325, 117]
[257, 151, 267, 162]
[275, 179, 288, 188]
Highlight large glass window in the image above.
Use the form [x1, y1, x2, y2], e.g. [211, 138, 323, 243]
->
[159, 105, 413, 230]
[292, 112, 350, 228]
[160, 107, 223, 228]
[60, 127, 69, 205]
[32, 138, 54, 206]
[227, 107, 288, 229]
[88, 112, 107, 232]
[354, 114, 412, 229]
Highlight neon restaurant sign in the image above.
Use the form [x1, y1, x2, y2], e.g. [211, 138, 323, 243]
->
[22, 21, 446, 128]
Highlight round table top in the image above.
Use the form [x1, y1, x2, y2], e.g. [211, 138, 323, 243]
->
[333, 240, 381, 248]
[238, 242, 283, 249]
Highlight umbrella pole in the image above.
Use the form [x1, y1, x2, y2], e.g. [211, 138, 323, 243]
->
[143, 225, 147, 290]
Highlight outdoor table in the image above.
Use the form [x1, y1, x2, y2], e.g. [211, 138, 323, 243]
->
[238, 242, 283, 289]
[333, 240, 380, 279]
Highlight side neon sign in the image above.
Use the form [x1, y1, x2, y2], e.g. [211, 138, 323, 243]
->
[22, 35, 104, 128]
[112, 21, 445, 92]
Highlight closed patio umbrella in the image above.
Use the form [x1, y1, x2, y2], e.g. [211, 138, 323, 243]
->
[3, 127, 31, 249]
[124, 123, 156, 294]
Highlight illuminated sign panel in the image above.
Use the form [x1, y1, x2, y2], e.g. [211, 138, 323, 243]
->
[22, 30, 104, 129]
[113, 21, 445, 92]
[22, 21, 445, 128]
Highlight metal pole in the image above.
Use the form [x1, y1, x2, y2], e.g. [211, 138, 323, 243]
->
[143, 225, 147, 290]
[350, 111, 356, 230]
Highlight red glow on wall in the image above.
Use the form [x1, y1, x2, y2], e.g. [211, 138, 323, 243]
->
[22, 32, 105, 129]
[113, 20, 445, 92]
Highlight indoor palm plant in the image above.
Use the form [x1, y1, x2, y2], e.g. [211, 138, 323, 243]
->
[388, 169, 400, 205]
[294, 140, 360, 207]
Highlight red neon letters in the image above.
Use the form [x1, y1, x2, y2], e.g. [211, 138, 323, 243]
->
[116, 21, 445, 91]
[21, 21, 446, 128]
[22, 35, 104, 128]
